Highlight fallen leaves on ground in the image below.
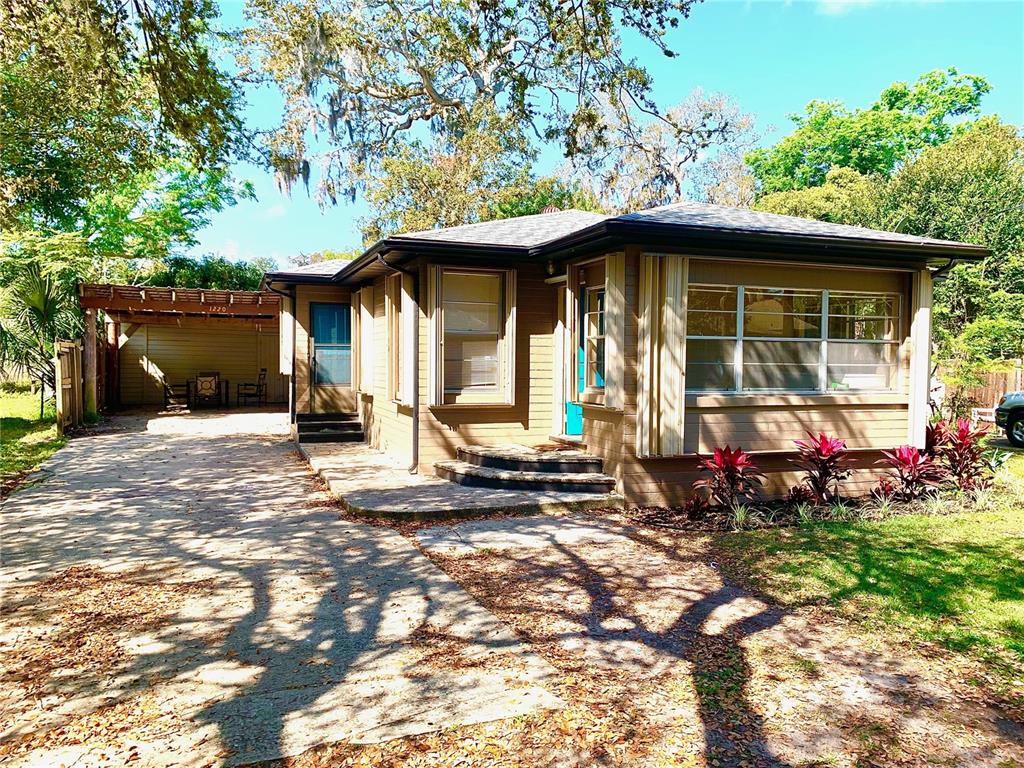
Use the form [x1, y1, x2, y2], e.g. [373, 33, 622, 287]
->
[0, 565, 215, 761]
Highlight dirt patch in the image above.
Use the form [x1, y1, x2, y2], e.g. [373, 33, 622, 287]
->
[0, 565, 216, 761]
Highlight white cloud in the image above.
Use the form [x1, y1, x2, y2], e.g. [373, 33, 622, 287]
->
[816, 0, 877, 14]
[264, 203, 287, 220]
[220, 239, 240, 260]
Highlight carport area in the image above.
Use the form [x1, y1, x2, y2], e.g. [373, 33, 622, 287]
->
[78, 284, 287, 411]
[0, 411, 562, 767]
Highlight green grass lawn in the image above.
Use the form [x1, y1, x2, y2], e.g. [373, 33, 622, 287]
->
[1, 387, 65, 494]
[715, 454, 1024, 692]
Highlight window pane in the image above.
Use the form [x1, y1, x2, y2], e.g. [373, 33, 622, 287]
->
[311, 304, 351, 345]
[829, 294, 896, 318]
[743, 340, 819, 390]
[587, 338, 606, 388]
[314, 346, 352, 385]
[827, 342, 898, 391]
[444, 302, 500, 333]
[443, 272, 501, 303]
[744, 289, 821, 338]
[688, 286, 737, 336]
[685, 339, 736, 391]
[828, 293, 898, 341]
[444, 335, 499, 390]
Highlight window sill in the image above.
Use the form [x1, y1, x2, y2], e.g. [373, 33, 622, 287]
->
[580, 402, 624, 415]
[429, 402, 517, 411]
[685, 392, 908, 408]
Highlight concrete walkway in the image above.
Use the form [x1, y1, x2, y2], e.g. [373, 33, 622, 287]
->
[301, 442, 622, 518]
[0, 411, 562, 767]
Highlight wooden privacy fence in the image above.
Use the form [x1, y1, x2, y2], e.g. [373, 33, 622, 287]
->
[936, 359, 1024, 413]
[54, 340, 83, 435]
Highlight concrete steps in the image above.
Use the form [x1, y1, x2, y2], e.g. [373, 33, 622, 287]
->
[435, 445, 616, 493]
[296, 413, 364, 444]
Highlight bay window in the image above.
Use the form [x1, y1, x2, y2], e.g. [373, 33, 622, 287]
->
[685, 284, 900, 393]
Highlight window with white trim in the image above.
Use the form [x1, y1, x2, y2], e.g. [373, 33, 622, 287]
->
[685, 285, 901, 393]
[441, 269, 506, 395]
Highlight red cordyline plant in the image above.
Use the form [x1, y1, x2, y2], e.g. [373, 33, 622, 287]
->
[939, 418, 992, 491]
[878, 445, 945, 501]
[791, 432, 852, 503]
[693, 446, 765, 508]
[924, 419, 951, 459]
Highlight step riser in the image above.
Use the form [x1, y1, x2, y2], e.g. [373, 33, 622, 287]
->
[296, 412, 360, 424]
[298, 432, 365, 444]
[297, 423, 363, 434]
[458, 451, 604, 474]
[436, 465, 614, 493]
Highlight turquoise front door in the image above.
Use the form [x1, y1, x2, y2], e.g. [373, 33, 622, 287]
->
[564, 292, 584, 436]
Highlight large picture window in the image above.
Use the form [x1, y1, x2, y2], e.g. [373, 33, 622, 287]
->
[441, 270, 504, 394]
[685, 285, 900, 393]
[311, 303, 352, 386]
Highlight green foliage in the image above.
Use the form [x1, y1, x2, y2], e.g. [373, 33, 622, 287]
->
[745, 68, 989, 195]
[0, 258, 82, 402]
[0, 387, 65, 493]
[755, 167, 882, 227]
[242, 0, 700, 205]
[360, 104, 533, 241]
[81, 163, 255, 264]
[716, 457, 1024, 687]
[1, 0, 243, 229]
[146, 255, 278, 291]
[486, 178, 605, 220]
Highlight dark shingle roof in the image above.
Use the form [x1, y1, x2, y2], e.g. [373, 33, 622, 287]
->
[266, 202, 985, 285]
[393, 209, 609, 248]
[618, 202, 972, 249]
[265, 259, 353, 281]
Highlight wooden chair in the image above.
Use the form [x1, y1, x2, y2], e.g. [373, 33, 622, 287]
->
[163, 381, 191, 410]
[237, 368, 268, 407]
[193, 371, 225, 408]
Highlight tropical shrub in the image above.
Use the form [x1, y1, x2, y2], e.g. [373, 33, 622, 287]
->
[784, 484, 816, 507]
[791, 432, 852, 503]
[938, 418, 991, 491]
[878, 445, 945, 501]
[693, 446, 765, 509]
[728, 503, 758, 531]
[682, 494, 709, 521]
[924, 419, 951, 458]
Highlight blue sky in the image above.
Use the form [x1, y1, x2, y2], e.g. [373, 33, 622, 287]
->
[194, 0, 1024, 267]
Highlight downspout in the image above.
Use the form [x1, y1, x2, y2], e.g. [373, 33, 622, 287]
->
[931, 258, 957, 281]
[377, 254, 420, 474]
[264, 282, 298, 424]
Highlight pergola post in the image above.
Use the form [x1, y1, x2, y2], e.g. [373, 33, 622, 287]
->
[83, 307, 98, 419]
[106, 320, 120, 409]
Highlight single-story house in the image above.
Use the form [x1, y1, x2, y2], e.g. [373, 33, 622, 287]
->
[263, 202, 987, 506]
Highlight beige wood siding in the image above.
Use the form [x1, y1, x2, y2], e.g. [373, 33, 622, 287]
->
[119, 322, 284, 406]
[294, 284, 355, 413]
[355, 276, 415, 465]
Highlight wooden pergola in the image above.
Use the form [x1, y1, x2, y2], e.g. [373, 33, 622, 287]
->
[78, 283, 281, 413]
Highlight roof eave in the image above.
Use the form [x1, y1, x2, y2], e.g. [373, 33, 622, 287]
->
[540, 220, 990, 264]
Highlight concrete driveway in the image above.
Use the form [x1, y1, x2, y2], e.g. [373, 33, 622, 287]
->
[0, 411, 561, 767]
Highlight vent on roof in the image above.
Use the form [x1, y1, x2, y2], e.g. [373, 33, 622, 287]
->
[540, 204, 561, 214]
